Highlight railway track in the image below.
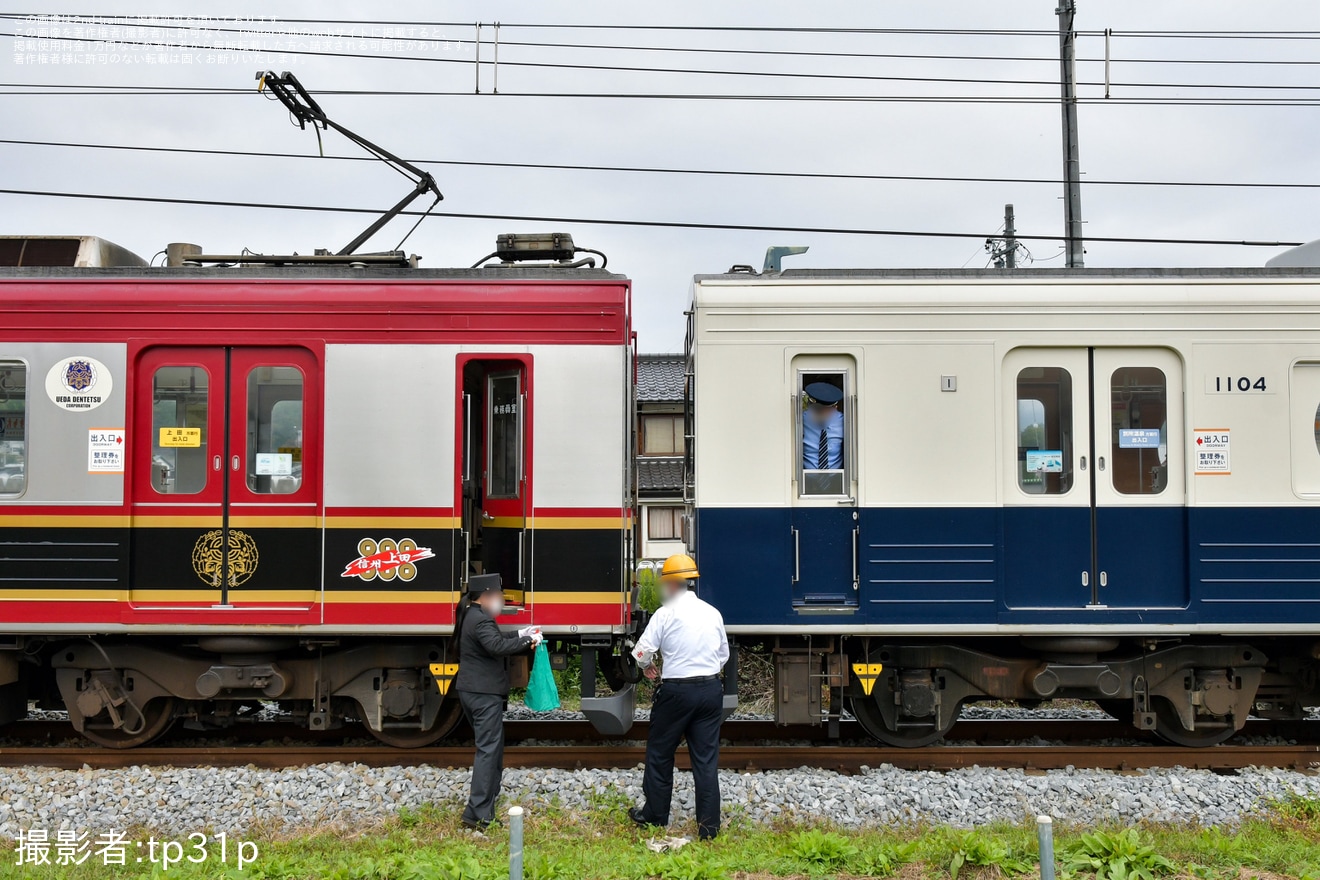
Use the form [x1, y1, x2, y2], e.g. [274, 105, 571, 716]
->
[0, 742, 1317, 773]
[1, 718, 1318, 772]
[4, 716, 1318, 745]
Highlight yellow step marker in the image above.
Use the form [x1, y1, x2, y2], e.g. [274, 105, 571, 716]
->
[851, 663, 885, 696]
[429, 663, 460, 695]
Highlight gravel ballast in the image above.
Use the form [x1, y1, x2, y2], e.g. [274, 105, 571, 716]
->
[1, 762, 1317, 839]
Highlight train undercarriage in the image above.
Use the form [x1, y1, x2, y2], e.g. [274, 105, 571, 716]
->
[0, 634, 642, 748]
[764, 634, 1320, 747]
[2, 633, 1318, 748]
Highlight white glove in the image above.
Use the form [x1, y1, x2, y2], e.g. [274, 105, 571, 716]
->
[517, 625, 541, 639]
[529, 631, 544, 647]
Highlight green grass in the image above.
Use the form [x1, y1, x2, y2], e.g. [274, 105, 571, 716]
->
[2, 793, 1318, 880]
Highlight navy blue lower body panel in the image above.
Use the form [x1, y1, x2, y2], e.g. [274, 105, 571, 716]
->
[1002, 507, 1091, 609]
[695, 505, 1320, 630]
[1193, 506, 1320, 624]
[861, 507, 999, 624]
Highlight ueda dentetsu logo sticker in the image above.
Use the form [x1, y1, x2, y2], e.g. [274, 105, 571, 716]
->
[342, 538, 435, 582]
[45, 356, 114, 412]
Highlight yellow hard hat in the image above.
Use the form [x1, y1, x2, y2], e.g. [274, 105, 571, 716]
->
[659, 553, 699, 582]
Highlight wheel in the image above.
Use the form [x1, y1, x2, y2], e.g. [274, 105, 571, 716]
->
[365, 697, 464, 748]
[1152, 699, 1237, 747]
[602, 652, 641, 691]
[850, 694, 959, 748]
[80, 697, 177, 749]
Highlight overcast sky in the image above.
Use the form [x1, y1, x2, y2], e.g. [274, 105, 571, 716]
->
[4, 2, 1320, 351]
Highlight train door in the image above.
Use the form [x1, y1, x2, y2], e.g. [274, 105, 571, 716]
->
[129, 347, 321, 615]
[1002, 348, 1186, 610]
[456, 358, 531, 605]
[1091, 349, 1187, 608]
[1002, 349, 1092, 608]
[790, 357, 859, 609]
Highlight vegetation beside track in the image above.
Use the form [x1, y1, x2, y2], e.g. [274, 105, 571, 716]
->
[2, 792, 1318, 880]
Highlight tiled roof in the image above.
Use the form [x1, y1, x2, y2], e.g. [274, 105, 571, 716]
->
[637, 457, 684, 494]
[638, 354, 685, 403]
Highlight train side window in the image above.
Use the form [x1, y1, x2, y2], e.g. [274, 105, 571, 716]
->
[151, 366, 209, 495]
[0, 360, 28, 497]
[1016, 367, 1073, 495]
[487, 372, 522, 499]
[799, 371, 849, 497]
[1110, 367, 1167, 495]
[246, 367, 303, 495]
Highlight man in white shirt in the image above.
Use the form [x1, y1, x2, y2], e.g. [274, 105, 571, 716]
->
[628, 553, 729, 841]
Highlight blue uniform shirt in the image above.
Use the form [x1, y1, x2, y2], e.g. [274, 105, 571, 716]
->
[802, 409, 844, 470]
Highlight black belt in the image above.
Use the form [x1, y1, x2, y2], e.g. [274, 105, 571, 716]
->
[662, 674, 720, 683]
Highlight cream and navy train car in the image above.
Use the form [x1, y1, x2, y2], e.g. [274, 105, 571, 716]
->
[689, 267, 1320, 747]
[0, 235, 636, 747]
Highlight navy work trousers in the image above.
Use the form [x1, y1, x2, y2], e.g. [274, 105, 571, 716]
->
[639, 677, 724, 839]
[459, 691, 505, 824]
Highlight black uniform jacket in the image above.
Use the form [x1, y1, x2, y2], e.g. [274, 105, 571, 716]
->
[453, 607, 533, 696]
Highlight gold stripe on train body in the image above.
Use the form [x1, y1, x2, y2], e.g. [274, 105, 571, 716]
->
[0, 589, 126, 601]
[323, 590, 460, 604]
[529, 517, 630, 530]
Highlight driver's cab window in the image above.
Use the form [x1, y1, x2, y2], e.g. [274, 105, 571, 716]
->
[798, 371, 849, 497]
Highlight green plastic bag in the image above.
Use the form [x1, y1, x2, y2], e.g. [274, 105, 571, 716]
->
[525, 641, 560, 712]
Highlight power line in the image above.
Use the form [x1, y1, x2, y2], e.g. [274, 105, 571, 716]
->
[9, 15, 1320, 39]
[4, 136, 1319, 191]
[3, 84, 1320, 106]
[0, 187, 1302, 249]
[8, 16, 1320, 66]
[7, 30, 1320, 93]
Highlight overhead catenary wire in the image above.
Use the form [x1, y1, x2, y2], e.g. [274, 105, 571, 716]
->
[4, 85, 1320, 106]
[4, 136, 1320, 191]
[6, 30, 1320, 93]
[10, 16, 1320, 67]
[0, 187, 1301, 249]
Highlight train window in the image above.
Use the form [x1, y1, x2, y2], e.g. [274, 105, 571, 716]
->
[150, 366, 209, 495]
[799, 371, 849, 497]
[1016, 367, 1073, 495]
[1109, 367, 1167, 495]
[487, 372, 522, 499]
[245, 367, 303, 495]
[1315, 401, 1320, 456]
[0, 361, 27, 497]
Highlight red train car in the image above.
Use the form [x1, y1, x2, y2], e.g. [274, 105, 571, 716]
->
[0, 235, 639, 746]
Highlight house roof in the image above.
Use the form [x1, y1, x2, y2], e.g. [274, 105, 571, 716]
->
[637, 457, 684, 495]
[637, 353, 685, 403]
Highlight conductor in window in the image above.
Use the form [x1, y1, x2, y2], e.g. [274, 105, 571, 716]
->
[453, 573, 542, 831]
[802, 382, 845, 493]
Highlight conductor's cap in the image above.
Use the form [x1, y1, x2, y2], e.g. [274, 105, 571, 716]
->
[805, 382, 844, 405]
[467, 573, 503, 596]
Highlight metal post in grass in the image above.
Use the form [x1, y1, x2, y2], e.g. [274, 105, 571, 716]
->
[509, 806, 525, 880]
[1037, 815, 1055, 880]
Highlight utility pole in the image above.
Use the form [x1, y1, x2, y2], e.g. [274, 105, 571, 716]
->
[1057, 0, 1085, 268]
[986, 204, 1021, 270]
[1004, 204, 1017, 269]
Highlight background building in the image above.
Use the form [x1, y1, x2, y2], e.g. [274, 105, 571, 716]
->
[635, 354, 686, 564]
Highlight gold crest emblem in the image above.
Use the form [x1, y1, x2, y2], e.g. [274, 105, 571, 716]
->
[191, 528, 260, 588]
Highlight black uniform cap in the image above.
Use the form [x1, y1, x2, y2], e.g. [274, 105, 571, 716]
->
[467, 573, 503, 596]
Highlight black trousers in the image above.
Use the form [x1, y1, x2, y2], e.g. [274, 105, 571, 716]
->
[459, 691, 505, 824]
[640, 677, 723, 839]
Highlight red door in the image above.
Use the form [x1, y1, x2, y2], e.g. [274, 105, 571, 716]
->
[455, 357, 532, 609]
[129, 346, 321, 618]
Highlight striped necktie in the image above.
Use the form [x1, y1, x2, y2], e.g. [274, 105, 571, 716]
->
[817, 427, 828, 470]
